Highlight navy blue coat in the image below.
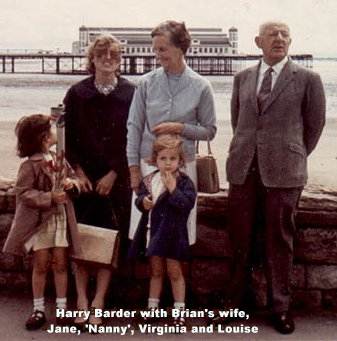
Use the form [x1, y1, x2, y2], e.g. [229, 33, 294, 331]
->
[129, 171, 197, 261]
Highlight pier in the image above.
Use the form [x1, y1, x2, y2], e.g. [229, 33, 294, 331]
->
[0, 54, 313, 76]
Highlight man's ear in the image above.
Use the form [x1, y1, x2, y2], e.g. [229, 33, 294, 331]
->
[255, 36, 262, 49]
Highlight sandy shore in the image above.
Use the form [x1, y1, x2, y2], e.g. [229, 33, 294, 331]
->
[1, 120, 337, 191]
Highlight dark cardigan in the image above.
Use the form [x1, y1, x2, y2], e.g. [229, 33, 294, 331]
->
[128, 171, 197, 261]
[63, 76, 135, 242]
[64, 75, 135, 183]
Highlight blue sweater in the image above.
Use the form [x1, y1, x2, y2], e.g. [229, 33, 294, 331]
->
[127, 65, 217, 166]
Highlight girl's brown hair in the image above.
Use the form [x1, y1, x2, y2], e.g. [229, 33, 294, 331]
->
[86, 35, 122, 75]
[150, 134, 185, 166]
[15, 114, 51, 157]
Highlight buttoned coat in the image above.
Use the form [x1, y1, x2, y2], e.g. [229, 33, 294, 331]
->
[127, 66, 217, 166]
[64, 76, 135, 183]
[128, 171, 197, 261]
[2, 153, 80, 256]
[226, 59, 326, 187]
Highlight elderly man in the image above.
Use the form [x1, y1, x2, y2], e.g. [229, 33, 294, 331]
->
[223, 22, 325, 334]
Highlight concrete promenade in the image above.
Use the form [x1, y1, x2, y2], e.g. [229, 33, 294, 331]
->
[0, 291, 336, 341]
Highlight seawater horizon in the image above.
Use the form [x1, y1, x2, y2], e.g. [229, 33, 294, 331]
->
[0, 59, 337, 122]
[0, 58, 337, 189]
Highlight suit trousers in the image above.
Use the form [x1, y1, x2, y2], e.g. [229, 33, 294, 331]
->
[227, 158, 302, 313]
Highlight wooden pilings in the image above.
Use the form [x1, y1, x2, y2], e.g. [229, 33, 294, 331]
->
[0, 54, 314, 75]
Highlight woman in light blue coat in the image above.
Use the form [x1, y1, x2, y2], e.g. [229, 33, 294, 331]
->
[127, 20, 216, 247]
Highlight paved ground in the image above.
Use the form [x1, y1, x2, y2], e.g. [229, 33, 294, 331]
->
[0, 292, 336, 341]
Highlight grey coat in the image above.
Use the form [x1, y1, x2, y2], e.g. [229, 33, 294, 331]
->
[226, 60, 326, 187]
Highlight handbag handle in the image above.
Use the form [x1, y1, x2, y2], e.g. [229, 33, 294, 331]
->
[196, 138, 213, 156]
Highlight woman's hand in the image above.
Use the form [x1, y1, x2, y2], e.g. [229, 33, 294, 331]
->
[75, 166, 93, 193]
[152, 122, 184, 135]
[129, 165, 142, 193]
[96, 170, 117, 196]
[162, 171, 177, 193]
[143, 195, 153, 210]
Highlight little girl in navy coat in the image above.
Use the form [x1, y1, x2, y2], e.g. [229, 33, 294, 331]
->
[129, 134, 197, 326]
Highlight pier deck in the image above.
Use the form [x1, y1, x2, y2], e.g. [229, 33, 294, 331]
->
[0, 54, 313, 76]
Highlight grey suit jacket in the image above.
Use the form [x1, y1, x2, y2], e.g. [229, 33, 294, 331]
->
[226, 59, 326, 188]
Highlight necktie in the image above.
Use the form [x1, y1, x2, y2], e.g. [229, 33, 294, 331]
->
[257, 67, 273, 111]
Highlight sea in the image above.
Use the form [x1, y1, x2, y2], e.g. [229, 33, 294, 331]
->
[1, 59, 337, 189]
[1, 59, 337, 121]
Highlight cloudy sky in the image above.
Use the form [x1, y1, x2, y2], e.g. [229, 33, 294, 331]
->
[0, 0, 336, 57]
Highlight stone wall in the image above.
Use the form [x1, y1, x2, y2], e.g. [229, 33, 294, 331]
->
[192, 188, 337, 311]
[1, 180, 337, 311]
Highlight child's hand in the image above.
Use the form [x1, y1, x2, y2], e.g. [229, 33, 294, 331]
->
[62, 178, 75, 190]
[52, 190, 67, 204]
[162, 171, 177, 193]
[143, 195, 153, 210]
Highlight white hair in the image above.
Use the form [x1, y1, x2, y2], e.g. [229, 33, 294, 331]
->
[258, 21, 290, 36]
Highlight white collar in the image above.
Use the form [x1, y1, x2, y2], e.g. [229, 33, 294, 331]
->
[43, 152, 53, 161]
[151, 171, 165, 204]
[94, 78, 118, 96]
[260, 56, 288, 75]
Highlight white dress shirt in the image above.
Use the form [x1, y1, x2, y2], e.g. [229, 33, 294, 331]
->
[256, 56, 288, 94]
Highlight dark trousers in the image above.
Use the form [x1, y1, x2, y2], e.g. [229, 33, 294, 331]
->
[227, 160, 302, 313]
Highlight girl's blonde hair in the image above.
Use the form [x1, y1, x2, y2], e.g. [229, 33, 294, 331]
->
[150, 134, 185, 166]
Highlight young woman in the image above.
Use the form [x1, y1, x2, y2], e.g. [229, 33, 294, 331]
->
[63, 35, 135, 328]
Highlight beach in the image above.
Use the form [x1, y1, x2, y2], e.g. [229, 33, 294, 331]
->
[1, 58, 337, 190]
[1, 119, 337, 191]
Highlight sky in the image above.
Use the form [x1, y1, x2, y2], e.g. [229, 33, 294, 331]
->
[0, 0, 337, 57]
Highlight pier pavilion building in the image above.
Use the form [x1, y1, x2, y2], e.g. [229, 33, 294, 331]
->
[73, 26, 238, 56]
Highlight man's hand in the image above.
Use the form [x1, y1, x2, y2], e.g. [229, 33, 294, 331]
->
[96, 170, 117, 196]
[152, 122, 184, 135]
[129, 165, 142, 193]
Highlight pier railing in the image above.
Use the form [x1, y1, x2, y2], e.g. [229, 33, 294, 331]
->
[0, 54, 313, 76]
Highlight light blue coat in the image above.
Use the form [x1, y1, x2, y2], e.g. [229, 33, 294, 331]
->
[127, 65, 217, 166]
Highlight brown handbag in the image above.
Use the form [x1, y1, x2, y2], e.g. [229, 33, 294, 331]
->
[196, 139, 220, 193]
[71, 223, 120, 268]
